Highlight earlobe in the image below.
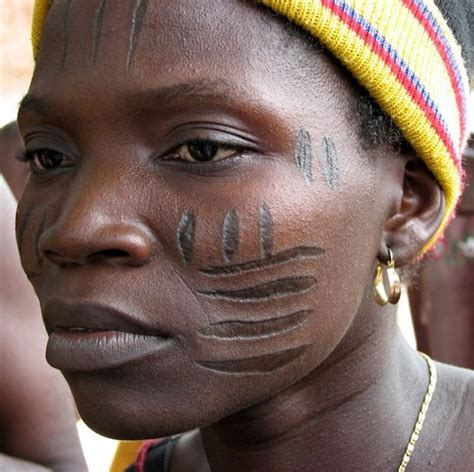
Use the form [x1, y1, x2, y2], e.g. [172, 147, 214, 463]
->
[381, 159, 445, 266]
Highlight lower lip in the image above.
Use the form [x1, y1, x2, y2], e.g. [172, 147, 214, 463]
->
[47, 330, 172, 371]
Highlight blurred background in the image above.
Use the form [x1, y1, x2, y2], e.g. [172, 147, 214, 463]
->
[1, 1, 472, 470]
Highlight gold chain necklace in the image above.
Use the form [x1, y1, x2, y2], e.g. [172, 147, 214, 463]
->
[398, 353, 437, 471]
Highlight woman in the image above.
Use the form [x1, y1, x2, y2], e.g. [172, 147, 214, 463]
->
[17, 0, 472, 470]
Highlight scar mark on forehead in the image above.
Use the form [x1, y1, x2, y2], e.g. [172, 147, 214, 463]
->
[16, 207, 34, 253]
[259, 204, 273, 258]
[196, 344, 311, 374]
[60, 0, 73, 68]
[177, 210, 195, 265]
[92, 0, 107, 66]
[201, 246, 325, 276]
[223, 210, 239, 262]
[198, 309, 311, 340]
[295, 129, 314, 184]
[198, 276, 316, 302]
[320, 137, 340, 189]
[127, 0, 148, 71]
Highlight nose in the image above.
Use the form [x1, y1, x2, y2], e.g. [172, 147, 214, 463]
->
[39, 216, 155, 268]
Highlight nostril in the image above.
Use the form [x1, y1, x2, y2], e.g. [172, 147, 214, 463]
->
[40, 223, 155, 267]
[44, 250, 70, 265]
[88, 249, 131, 261]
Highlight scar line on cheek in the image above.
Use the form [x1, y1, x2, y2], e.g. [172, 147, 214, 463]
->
[259, 204, 273, 258]
[34, 215, 47, 268]
[177, 210, 195, 265]
[195, 344, 311, 375]
[16, 207, 34, 254]
[198, 276, 316, 302]
[197, 309, 312, 339]
[200, 246, 325, 276]
[223, 209, 239, 262]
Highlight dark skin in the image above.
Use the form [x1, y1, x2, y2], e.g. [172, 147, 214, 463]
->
[409, 138, 474, 368]
[17, 1, 473, 470]
[0, 179, 86, 471]
[0, 125, 86, 470]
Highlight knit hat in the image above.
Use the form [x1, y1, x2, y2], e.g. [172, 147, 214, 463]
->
[30, 0, 472, 254]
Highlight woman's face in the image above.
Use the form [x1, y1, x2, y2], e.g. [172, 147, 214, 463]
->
[17, 0, 402, 438]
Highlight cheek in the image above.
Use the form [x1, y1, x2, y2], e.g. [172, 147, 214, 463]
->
[15, 191, 50, 283]
[165, 157, 381, 380]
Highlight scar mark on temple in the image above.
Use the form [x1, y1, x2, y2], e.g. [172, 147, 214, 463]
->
[320, 137, 340, 189]
[200, 246, 325, 276]
[198, 309, 312, 340]
[127, 0, 148, 71]
[177, 210, 195, 265]
[295, 129, 314, 184]
[16, 207, 34, 254]
[61, 0, 73, 68]
[92, 0, 107, 65]
[223, 210, 239, 262]
[196, 344, 311, 374]
[34, 215, 47, 268]
[198, 276, 316, 302]
[259, 204, 273, 258]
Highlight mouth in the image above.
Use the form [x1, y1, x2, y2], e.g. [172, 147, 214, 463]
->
[43, 298, 173, 371]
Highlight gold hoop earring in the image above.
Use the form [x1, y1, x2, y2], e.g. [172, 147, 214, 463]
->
[373, 248, 401, 306]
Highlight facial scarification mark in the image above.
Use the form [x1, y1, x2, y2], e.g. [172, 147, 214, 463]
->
[197, 309, 312, 339]
[320, 137, 340, 189]
[259, 204, 273, 258]
[34, 215, 47, 268]
[92, 0, 107, 65]
[223, 210, 239, 262]
[61, 0, 73, 68]
[295, 129, 314, 184]
[200, 246, 325, 276]
[177, 210, 195, 265]
[127, 0, 147, 71]
[196, 344, 311, 374]
[16, 207, 34, 254]
[198, 276, 316, 302]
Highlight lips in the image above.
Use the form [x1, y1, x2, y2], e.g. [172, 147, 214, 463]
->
[43, 298, 173, 371]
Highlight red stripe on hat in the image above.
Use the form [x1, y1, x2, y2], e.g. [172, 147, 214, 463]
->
[401, 0, 466, 146]
[320, 0, 459, 165]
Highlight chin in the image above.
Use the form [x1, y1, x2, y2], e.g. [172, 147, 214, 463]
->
[63, 370, 208, 439]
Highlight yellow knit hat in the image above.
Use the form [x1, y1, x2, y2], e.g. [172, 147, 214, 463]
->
[30, 0, 472, 254]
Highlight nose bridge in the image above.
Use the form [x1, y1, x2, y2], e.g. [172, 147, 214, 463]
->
[39, 166, 155, 266]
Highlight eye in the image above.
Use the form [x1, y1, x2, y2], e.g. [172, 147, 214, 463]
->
[27, 149, 74, 172]
[172, 140, 239, 162]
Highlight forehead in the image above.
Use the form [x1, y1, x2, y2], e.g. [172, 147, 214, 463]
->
[26, 0, 353, 116]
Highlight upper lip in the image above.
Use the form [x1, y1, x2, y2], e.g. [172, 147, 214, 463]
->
[43, 298, 168, 337]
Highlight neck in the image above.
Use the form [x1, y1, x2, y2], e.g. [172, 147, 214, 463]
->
[201, 300, 428, 471]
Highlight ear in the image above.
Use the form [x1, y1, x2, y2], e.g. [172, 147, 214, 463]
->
[380, 157, 445, 266]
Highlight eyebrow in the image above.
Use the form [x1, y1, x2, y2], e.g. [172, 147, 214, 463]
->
[18, 79, 249, 119]
[127, 79, 247, 110]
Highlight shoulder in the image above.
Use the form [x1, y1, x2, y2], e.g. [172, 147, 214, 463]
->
[419, 362, 473, 470]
